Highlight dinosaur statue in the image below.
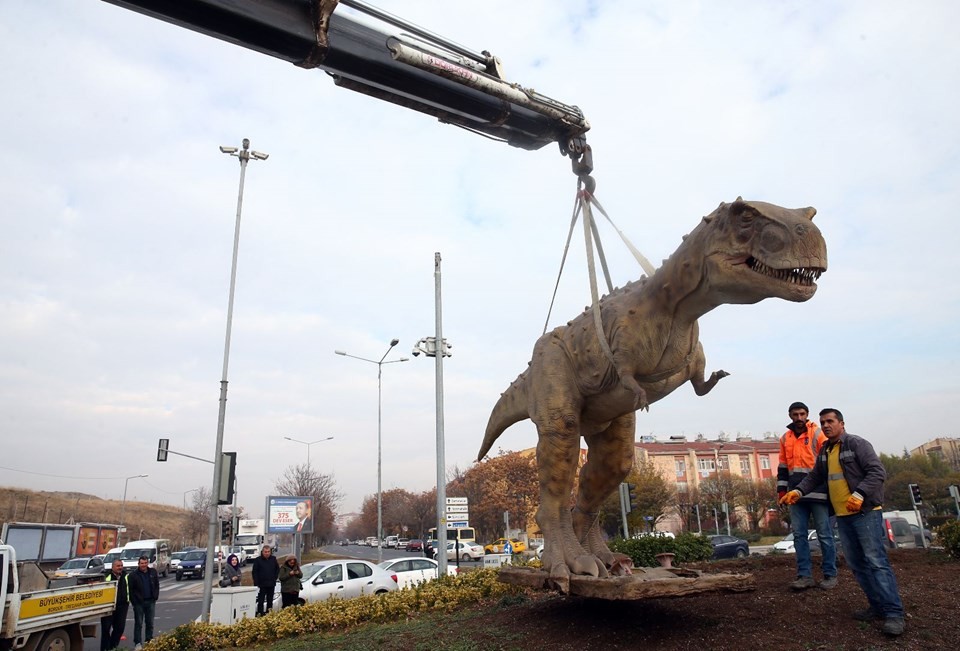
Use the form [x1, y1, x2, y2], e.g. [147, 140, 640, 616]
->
[478, 198, 827, 593]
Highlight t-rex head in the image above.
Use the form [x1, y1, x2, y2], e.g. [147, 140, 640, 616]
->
[690, 198, 827, 305]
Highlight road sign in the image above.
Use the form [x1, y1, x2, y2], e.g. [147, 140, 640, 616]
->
[445, 514, 469, 522]
[446, 497, 468, 505]
[445, 504, 469, 513]
[449, 521, 469, 528]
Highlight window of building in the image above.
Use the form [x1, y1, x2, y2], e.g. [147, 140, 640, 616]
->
[760, 456, 771, 470]
[697, 458, 716, 472]
[740, 458, 751, 477]
[675, 481, 688, 493]
[675, 458, 686, 477]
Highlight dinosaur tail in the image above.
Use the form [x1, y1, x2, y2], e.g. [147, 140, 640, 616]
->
[477, 372, 530, 461]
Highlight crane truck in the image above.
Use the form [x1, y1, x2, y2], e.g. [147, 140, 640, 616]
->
[1, 544, 117, 651]
[101, 0, 590, 161]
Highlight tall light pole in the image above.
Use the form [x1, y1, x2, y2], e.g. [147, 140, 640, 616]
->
[283, 436, 334, 472]
[120, 474, 148, 528]
[335, 340, 408, 562]
[201, 138, 269, 624]
[411, 252, 452, 575]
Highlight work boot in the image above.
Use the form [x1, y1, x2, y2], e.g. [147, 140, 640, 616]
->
[852, 608, 881, 622]
[882, 617, 905, 636]
[818, 575, 838, 590]
[789, 576, 816, 590]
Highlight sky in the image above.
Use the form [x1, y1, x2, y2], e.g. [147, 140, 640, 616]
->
[1, 1, 958, 519]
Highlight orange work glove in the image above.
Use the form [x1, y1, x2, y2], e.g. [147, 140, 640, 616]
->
[845, 494, 864, 513]
[778, 490, 801, 505]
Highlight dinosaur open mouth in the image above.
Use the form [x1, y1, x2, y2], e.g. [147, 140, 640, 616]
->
[746, 256, 823, 286]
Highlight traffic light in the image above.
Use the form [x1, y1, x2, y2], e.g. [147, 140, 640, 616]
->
[221, 519, 232, 540]
[908, 483, 923, 506]
[627, 483, 639, 512]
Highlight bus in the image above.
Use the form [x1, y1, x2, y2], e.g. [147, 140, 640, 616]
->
[428, 527, 476, 544]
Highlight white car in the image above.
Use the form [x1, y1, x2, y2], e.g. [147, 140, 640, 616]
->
[441, 540, 484, 561]
[274, 559, 398, 607]
[226, 545, 248, 565]
[169, 551, 188, 571]
[377, 557, 457, 589]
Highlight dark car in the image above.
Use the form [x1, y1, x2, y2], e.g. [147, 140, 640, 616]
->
[709, 535, 749, 559]
[405, 539, 424, 552]
[176, 550, 207, 581]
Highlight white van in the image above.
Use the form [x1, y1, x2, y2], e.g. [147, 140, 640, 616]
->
[120, 539, 172, 577]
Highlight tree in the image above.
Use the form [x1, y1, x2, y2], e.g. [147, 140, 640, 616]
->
[184, 487, 213, 546]
[447, 450, 539, 541]
[735, 476, 778, 530]
[274, 464, 343, 548]
[625, 457, 675, 533]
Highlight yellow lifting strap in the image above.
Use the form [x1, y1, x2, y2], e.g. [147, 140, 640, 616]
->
[543, 146, 657, 374]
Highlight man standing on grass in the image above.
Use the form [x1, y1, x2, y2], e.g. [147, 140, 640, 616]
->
[780, 408, 905, 637]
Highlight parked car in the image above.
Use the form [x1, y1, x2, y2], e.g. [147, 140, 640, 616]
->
[708, 535, 749, 559]
[397, 538, 410, 549]
[378, 557, 457, 589]
[882, 516, 916, 549]
[176, 550, 208, 581]
[405, 539, 424, 552]
[169, 551, 188, 572]
[442, 540, 485, 561]
[385, 535, 399, 549]
[773, 529, 841, 555]
[54, 556, 105, 578]
[483, 538, 526, 554]
[274, 559, 398, 607]
[909, 523, 933, 547]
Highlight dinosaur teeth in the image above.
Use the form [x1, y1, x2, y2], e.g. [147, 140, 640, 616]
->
[746, 257, 823, 286]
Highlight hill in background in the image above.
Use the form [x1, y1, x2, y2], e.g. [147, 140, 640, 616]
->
[1, 485, 205, 549]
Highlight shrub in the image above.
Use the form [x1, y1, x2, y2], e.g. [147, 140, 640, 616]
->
[143, 569, 524, 651]
[608, 533, 713, 567]
[935, 519, 960, 559]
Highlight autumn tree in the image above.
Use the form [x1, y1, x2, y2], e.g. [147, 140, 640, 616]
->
[625, 457, 676, 534]
[736, 476, 778, 530]
[274, 464, 343, 548]
[448, 450, 538, 541]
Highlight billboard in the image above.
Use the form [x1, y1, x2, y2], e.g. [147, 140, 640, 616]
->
[265, 496, 313, 534]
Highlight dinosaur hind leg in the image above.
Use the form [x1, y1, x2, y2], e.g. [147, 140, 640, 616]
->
[534, 418, 604, 593]
[574, 413, 637, 576]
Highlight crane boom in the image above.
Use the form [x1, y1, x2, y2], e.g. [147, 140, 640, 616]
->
[101, 0, 590, 154]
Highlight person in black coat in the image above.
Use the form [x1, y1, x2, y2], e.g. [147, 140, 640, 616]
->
[127, 556, 160, 648]
[100, 559, 129, 651]
[251, 545, 281, 616]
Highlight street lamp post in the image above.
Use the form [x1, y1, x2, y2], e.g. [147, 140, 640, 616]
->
[283, 436, 335, 472]
[201, 138, 269, 624]
[335, 340, 408, 562]
[120, 474, 148, 528]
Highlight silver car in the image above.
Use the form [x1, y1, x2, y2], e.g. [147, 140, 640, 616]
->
[274, 559, 398, 607]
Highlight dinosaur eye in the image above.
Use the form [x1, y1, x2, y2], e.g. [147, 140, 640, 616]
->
[760, 226, 786, 253]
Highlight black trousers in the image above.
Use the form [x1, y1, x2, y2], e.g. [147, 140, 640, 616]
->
[281, 591, 299, 608]
[256, 586, 275, 615]
[100, 603, 128, 651]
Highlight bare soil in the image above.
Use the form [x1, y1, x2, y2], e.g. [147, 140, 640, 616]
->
[477, 549, 958, 651]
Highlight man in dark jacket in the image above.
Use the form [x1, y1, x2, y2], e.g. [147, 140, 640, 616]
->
[127, 555, 160, 649]
[251, 545, 280, 616]
[780, 408, 905, 637]
[100, 559, 129, 651]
